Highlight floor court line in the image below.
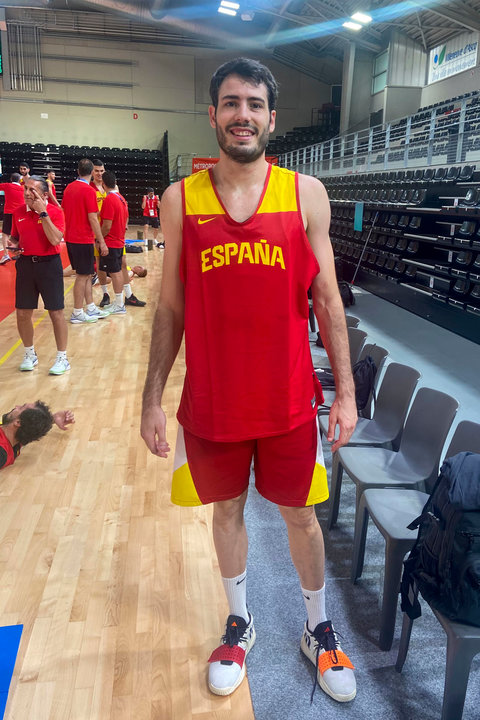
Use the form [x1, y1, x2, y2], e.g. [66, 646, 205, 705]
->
[0, 281, 74, 368]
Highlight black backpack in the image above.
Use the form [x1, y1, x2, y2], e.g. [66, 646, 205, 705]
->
[338, 281, 355, 308]
[316, 355, 377, 413]
[400, 452, 480, 627]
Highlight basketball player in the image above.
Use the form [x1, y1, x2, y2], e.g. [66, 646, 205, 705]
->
[141, 58, 357, 704]
[46, 169, 61, 207]
[141, 188, 162, 247]
[18, 162, 30, 184]
[1, 402, 75, 470]
[0, 173, 24, 264]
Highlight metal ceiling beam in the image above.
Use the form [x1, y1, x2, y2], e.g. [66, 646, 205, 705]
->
[409, 1, 480, 33]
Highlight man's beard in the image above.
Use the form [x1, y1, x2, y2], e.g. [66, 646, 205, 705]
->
[216, 124, 270, 164]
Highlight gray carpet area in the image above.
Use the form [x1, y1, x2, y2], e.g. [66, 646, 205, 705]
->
[243, 292, 480, 720]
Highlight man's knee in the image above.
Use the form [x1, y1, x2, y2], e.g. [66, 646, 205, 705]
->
[213, 491, 248, 528]
[279, 504, 319, 532]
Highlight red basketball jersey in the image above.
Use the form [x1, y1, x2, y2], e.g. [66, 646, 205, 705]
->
[177, 164, 323, 442]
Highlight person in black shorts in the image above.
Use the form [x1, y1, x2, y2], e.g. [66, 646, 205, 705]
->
[142, 188, 163, 248]
[10, 176, 71, 375]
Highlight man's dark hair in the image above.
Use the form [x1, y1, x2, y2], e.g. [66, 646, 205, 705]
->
[102, 170, 116, 189]
[10, 172, 21, 183]
[78, 158, 94, 176]
[19, 161, 30, 170]
[209, 57, 278, 112]
[147, 187, 154, 193]
[93, 158, 104, 167]
[15, 401, 53, 446]
[29, 175, 49, 195]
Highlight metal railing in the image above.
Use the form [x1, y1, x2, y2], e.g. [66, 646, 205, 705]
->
[280, 93, 480, 177]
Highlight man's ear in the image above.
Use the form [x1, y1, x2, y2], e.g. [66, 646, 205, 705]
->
[208, 105, 217, 129]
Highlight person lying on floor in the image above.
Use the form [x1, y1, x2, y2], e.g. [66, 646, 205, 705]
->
[0, 402, 75, 469]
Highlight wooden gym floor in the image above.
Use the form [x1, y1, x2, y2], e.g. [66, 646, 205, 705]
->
[0, 230, 255, 720]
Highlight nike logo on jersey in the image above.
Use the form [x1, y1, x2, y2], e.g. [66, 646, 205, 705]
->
[198, 217, 216, 224]
[18, 218, 26, 222]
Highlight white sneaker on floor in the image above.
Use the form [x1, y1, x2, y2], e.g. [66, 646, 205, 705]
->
[0, 254, 11, 265]
[49, 357, 71, 375]
[105, 304, 126, 315]
[70, 311, 98, 324]
[19, 352, 38, 372]
[301, 620, 356, 703]
[86, 306, 110, 319]
[208, 613, 255, 696]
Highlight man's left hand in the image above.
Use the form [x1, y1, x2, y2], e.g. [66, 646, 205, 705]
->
[53, 410, 75, 430]
[327, 396, 357, 453]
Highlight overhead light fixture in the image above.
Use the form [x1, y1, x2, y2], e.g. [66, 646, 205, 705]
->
[343, 21, 362, 31]
[218, 0, 239, 15]
[351, 12, 372, 24]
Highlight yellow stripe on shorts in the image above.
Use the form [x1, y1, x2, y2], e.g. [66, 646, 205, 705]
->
[171, 425, 202, 506]
[305, 417, 329, 506]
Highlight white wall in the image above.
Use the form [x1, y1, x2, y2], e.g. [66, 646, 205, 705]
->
[0, 34, 331, 168]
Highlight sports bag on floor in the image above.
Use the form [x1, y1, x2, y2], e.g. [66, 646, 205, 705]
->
[400, 451, 480, 627]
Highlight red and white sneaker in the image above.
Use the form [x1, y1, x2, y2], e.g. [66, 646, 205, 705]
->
[208, 613, 255, 696]
[301, 620, 356, 703]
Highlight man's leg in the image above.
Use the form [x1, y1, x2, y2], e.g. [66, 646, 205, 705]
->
[143, 223, 149, 242]
[212, 490, 249, 579]
[277, 505, 324, 589]
[49, 309, 68, 351]
[17, 308, 38, 371]
[209, 490, 255, 696]
[122, 255, 146, 307]
[1, 233, 11, 263]
[73, 274, 88, 310]
[16, 308, 35, 347]
[279, 504, 356, 703]
[71, 275, 97, 323]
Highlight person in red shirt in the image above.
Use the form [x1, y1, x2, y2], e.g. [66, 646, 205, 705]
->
[61, 158, 109, 324]
[142, 187, 162, 248]
[141, 58, 357, 703]
[0, 173, 24, 264]
[0, 401, 75, 470]
[10, 176, 70, 375]
[18, 162, 30, 185]
[46, 169, 61, 208]
[99, 170, 129, 315]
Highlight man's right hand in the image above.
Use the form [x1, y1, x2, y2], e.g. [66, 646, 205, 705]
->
[140, 406, 171, 458]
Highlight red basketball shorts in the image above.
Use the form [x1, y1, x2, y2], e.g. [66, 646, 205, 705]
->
[171, 417, 328, 508]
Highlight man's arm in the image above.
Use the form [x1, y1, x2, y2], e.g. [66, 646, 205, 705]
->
[88, 212, 108, 256]
[140, 182, 185, 458]
[101, 219, 112, 238]
[48, 187, 61, 208]
[141, 195, 147, 210]
[29, 188, 63, 245]
[299, 173, 357, 452]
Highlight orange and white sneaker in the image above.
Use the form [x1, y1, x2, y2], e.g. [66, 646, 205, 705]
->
[301, 620, 356, 703]
[208, 613, 256, 696]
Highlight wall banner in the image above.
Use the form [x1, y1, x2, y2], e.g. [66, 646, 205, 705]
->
[428, 33, 478, 84]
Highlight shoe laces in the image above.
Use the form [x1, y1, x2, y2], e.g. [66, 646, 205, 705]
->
[310, 624, 343, 703]
[222, 616, 248, 648]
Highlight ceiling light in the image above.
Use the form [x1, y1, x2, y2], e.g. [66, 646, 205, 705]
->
[221, 0, 240, 8]
[351, 12, 372, 24]
[343, 21, 362, 31]
[218, 6, 237, 15]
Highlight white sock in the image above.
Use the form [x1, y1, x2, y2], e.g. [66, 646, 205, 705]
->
[302, 583, 327, 631]
[222, 570, 248, 622]
[124, 284, 132, 299]
[87, 302, 96, 312]
[56, 350, 67, 360]
[24, 345, 35, 355]
[101, 284, 108, 294]
[73, 308, 83, 316]
[115, 292, 124, 306]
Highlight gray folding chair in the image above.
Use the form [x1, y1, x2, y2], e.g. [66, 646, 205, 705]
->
[326, 363, 421, 530]
[345, 315, 360, 328]
[329, 388, 458, 536]
[347, 326, 367, 366]
[351, 420, 480, 651]
[396, 584, 480, 720]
